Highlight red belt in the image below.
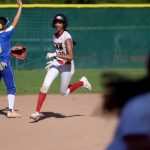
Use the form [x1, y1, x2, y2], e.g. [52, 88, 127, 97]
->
[58, 60, 71, 65]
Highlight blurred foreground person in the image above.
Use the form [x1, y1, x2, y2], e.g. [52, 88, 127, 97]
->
[102, 55, 150, 150]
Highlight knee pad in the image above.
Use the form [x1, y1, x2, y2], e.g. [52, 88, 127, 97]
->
[40, 85, 49, 94]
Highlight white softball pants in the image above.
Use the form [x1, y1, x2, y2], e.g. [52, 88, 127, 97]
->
[40, 61, 74, 95]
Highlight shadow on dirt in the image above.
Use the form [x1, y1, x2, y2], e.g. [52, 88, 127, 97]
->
[0, 107, 19, 117]
[30, 111, 84, 123]
[0, 108, 7, 116]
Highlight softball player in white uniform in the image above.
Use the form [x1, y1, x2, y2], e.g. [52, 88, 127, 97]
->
[30, 14, 92, 121]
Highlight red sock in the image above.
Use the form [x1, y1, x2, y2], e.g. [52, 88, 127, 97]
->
[36, 92, 46, 112]
[69, 81, 83, 93]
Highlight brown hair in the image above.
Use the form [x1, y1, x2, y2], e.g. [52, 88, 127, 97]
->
[102, 72, 150, 115]
[102, 53, 150, 115]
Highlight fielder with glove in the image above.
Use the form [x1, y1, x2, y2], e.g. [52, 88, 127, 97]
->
[30, 14, 92, 121]
[0, 0, 22, 118]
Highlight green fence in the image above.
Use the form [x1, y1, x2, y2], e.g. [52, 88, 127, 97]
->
[1, 5, 150, 69]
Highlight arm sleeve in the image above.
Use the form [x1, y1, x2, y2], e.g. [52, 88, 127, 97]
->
[64, 32, 72, 41]
[5, 25, 14, 38]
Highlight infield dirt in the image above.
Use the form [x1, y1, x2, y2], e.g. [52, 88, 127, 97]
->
[0, 94, 117, 150]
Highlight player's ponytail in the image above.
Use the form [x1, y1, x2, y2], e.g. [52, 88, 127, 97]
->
[73, 41, 77, 46]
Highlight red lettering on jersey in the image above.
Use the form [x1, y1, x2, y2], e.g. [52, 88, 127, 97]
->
[54, 42, 63, 50]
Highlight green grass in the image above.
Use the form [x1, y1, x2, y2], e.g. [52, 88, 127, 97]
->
[0, 68, 147, 95]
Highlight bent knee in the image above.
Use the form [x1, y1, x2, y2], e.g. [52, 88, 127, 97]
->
[40, 85, 49, 94]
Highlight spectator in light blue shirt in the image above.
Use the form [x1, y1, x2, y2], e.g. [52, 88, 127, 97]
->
[102, 55, 150, 150]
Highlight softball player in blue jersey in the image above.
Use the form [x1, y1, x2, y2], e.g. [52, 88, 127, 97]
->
[0, 0, 22, 118]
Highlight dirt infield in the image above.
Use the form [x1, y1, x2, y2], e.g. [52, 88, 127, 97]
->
[0, 94, 117, 150]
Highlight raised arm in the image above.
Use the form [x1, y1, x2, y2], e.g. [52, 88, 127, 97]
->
[11, 0, 22, 28]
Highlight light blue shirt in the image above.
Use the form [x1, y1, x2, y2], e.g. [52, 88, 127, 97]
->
[107, 92, 150, 150]
[0, 25, 14, 63]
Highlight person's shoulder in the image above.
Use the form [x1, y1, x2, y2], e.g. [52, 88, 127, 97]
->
[119, 93, 150, 136]
[63, 31, 72, 39]
[64, 31, 71, 36]
[5, 25, 14, 32]
[129, 92, 150, 105]
[0, 26, 14, 34]
[123, 92, 150, 115]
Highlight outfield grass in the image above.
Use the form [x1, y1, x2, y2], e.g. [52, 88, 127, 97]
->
[0, 68, 147, 95]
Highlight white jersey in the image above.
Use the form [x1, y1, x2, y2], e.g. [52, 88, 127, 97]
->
[53, 31, 72, 64]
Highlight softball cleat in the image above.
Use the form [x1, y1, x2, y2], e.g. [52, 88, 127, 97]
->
[30, 112, 42, 121]
[7, 111, 21, 118]
[80, 76, 92, 91]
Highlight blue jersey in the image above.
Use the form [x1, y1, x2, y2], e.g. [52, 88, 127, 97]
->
[0, 25, 14, 63]
[107, 92, 150, 150]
